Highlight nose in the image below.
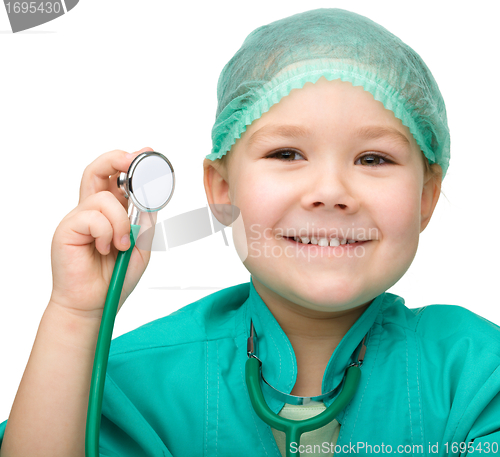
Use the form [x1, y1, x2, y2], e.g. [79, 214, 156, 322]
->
[301, 165, 360, 214]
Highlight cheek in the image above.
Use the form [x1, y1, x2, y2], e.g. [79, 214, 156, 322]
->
[233, 171, 291, 227]
[371, 178, 422, 255]
[231, 170, 296, 265]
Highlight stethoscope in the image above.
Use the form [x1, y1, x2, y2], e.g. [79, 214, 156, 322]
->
[245, 320, 367, 457]
[85, 151, 175, 457]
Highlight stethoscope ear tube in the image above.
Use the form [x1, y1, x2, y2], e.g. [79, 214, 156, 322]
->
[245, 357, 361, 457]
[85, 224, 141, 457]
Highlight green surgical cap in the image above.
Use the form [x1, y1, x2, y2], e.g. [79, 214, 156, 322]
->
[207, 8, 450, 180]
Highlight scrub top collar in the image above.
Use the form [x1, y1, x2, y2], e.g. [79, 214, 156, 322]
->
[242, 275, 386, 414]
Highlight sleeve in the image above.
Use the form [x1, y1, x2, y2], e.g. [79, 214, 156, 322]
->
[0, 419, 6, 447]
[461, 365, 500, 455]
[0, 374, 175, 456]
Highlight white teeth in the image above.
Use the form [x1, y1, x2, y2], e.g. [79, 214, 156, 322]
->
[289, 235, 362, 246]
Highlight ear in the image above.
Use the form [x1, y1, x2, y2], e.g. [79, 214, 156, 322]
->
[420, 163, 443, 232]
[203, 158, 235, 226]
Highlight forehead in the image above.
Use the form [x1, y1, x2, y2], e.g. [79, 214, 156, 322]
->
[237, 77, 417, 151]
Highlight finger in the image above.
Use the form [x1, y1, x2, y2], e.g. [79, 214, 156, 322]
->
[69, 210, 114, 256]
[79, 147, 154, 205]
[78, 190, 134, 251]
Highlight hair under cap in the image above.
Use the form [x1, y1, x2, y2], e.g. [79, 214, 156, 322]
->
[207, 8, 450, 180]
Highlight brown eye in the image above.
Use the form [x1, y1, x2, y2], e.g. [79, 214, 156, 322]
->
[356, 153, 392, 166]
[266, 149, 305, 161]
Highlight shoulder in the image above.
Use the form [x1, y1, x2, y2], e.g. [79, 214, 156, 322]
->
[109, 282, 250, 357]
[415, 303, 500, 347]
[412, 304, 500, 424]
[380, 293, 500, 355]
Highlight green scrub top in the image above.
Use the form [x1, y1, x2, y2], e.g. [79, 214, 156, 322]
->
[2, 277, 500, 456]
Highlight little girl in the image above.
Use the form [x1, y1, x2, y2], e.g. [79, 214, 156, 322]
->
[1, 8, 499, 457]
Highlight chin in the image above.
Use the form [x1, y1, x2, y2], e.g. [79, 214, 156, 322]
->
[281, 278, 368, 312]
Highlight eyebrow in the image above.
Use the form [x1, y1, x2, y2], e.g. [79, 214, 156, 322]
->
[355, 125, 410, 148]
[247, 123, 411, 148]
[247, 124, 311, 147]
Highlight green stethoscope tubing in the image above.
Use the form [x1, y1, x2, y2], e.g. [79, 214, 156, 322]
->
[85, 224, 141, 457]
[245, 353, 362, 457]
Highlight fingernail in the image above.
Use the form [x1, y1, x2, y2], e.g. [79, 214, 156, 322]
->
[121, 235, 130, 246]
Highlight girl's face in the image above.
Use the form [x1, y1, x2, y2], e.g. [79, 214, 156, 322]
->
[204, 77, 441, 315]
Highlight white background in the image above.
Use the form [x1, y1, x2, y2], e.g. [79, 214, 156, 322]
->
[1, 0, 499, 423]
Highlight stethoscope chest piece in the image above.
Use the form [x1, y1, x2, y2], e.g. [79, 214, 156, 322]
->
[117, 151, 175, 213]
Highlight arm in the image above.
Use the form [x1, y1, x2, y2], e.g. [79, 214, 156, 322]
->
[0, 302, 101, 457]
[1, 147, 158, 457]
